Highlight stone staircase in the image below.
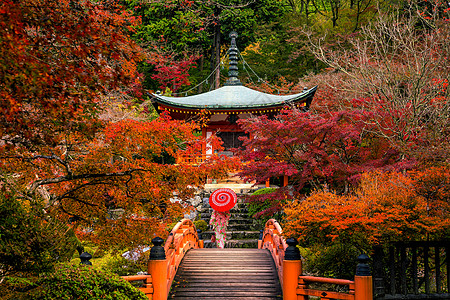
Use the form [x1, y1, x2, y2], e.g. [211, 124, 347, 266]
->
[200, 193, 261, 248]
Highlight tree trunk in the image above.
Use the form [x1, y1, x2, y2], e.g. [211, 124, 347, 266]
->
[198, 55, 204, 93]
[214, 23, 221, 89]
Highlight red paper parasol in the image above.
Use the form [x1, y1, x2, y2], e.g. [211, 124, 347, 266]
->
[209, 188, 237, 212]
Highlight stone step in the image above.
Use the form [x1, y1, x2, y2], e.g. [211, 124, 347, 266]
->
[200, 206, 249, 212]
[227, 218, 255, 225]
[228, 223, 259, 231]
[200, 214, 250, 222]
[200, 203, 249, 211]
[201, 230, 260, 240]
[200, 215, 250, 223]
[202, 215, 254, 224]
[201, 224, 258, 233]
[200, 224, 258, 232]
[226, 239, 259, 248]
[196, 188, 261, 249]
[203, 239, 259, 249]
[200, 208, 249, 216]
[201, 212, 250, 219]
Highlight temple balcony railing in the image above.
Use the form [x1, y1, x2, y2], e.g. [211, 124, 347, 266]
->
[175, 151, 234, 165]
[175, 154, 211, 165]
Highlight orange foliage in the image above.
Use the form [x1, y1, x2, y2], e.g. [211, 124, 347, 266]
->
[0, 0, 145, 146]
[0, 116, 233, 251]
[283, 169, 450, 250]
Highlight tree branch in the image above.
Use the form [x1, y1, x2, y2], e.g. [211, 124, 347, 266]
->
[29, 169, 143, 192]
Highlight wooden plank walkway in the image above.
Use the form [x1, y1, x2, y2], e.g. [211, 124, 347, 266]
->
[168, 248, 282, 300]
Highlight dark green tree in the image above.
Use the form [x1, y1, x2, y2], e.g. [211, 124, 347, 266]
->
[124, 0, 288, 92]
[0, 191, 80, 296]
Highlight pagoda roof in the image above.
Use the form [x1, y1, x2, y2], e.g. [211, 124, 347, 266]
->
[151, 85, 317, 112]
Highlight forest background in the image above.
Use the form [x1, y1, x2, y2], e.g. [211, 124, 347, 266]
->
[0, 0, 449, 298]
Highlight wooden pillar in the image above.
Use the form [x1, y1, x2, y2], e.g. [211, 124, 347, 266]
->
[355, 276, 373, 300]
[355, 254, 373, 300]
[282, 238, 302, 300]
[265, 179, 270, 188]
[202, 127, 207, 156]
[148, 237, 168, 300]
[283, 175, 288, 187]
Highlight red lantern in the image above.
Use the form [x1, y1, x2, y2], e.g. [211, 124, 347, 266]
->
[209, 188, 237, 212]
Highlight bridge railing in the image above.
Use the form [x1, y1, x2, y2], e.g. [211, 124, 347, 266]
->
[259, 219, 287, 284]
[121, 274, 153, 298]
[121, 218, 203, 300]
[259, 218, 373, 300]
[164, 219, 203, 290]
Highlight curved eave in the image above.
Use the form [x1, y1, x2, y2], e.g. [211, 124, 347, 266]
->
[150, 85, 317, 112]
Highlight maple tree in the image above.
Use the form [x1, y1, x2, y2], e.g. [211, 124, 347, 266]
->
[280, 167, 450, 278]
[410, 166, 450, 222]
[0, 0, 145, 147]
[237, 108, 411, 194]
[0, 114, 227, 252]
[0, 0, 234, 257]
[306, 0, 450, 162]
[147, 49, 200, 93]
[0, 1, 150, 290]
[283, 169, 450, 250]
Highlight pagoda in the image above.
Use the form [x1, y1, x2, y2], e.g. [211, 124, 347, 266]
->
[151, 31, 317, 164]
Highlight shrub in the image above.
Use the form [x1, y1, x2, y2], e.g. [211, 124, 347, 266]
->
[29, 263, 147, 300]
[246, 188, 288, 225]
[247, 188, 277, 219]
[102, 253, 147, 276]
[301, 244, 360, 279]
[0, 193, 80, 278]
[194, 219, 208, 232]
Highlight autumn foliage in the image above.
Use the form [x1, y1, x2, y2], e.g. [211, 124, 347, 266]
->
[283, 170, 450, 251]
[0, 0, 449, 291]
[0, 0, 234, 256]
[236, 1, 449, 252]
[0, 113, 228, 251]
[237, 109, 411, 193]
[0, 0, 144, 147]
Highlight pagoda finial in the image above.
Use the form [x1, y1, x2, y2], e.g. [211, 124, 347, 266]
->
[224, 31, 242, 86]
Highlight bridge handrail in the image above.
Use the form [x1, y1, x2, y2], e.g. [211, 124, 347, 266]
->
[164, 218, 203, 292]
[259, 219, 287, 285]
[298, 275, 356, 299]
[300, 275, 354, 286]
[260, 218, 372, 300]
[121, 218, 202, 300]
[122, 275, 153, 297]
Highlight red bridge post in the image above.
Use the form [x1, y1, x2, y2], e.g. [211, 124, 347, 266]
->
[148, 237, 167, 300]
[355, 254, 373, 300]
[283, 238, 304, 300]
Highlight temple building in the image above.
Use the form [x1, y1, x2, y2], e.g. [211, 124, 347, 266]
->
[151, 31, 317, 166]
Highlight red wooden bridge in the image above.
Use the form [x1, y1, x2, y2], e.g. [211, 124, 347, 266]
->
[123, 219, 373, 300]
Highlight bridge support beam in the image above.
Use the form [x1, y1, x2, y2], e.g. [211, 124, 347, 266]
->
[148, 237, 168, 300]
